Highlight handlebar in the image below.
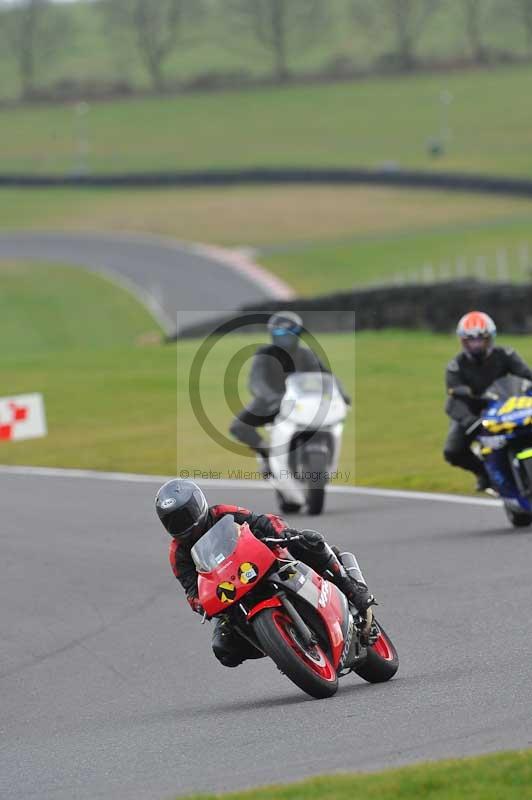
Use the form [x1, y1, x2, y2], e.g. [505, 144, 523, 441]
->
[262, 534, 303, 545]
[452, 388, 499, 403]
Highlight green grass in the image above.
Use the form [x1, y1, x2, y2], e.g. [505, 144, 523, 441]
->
[1, 186, 532, 297]
[0, 261, 162, 353]
[6, 326, 530, 493]
[2, 65, 532, 176]
[4, 263, 532, 494]
[177, 750, 532, 800]
[2, 186, 531, 247]
[262, 214, 532, 294]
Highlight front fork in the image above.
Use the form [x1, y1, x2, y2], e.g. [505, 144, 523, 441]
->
[243, 592, 317, 648]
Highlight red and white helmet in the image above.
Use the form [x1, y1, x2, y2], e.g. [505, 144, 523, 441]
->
[456, 311, 496, 359]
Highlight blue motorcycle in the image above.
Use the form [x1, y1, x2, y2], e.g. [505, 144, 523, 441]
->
[471, 376, 532, 527]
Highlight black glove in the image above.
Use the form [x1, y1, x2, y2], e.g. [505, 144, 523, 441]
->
[281, 527, 299, 539]
[188, 597, 205, 616]
[480, 391, 498, 402]
[299, 529, 326, 551]
[251, 514, 281, 539]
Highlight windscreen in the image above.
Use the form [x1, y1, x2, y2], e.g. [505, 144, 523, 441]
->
[191, 515, 239, 573]
[286, 372, 336, 397]
[486, 375, 532, 403]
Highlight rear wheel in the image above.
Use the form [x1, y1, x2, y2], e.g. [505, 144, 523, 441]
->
[353, 622, 399, 683]
[252, 608, 338, 698]
[504, 504, 532, 528]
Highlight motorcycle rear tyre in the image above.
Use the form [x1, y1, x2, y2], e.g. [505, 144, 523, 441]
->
[353, 622, 399, 683]
[252, 608, 338, 699]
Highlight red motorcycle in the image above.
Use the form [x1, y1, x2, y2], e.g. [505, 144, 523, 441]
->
[191, 515, 399, 699]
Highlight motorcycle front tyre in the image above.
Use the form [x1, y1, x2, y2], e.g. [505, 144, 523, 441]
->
[252, 607, 338, 699]
[304, 450, 327, 515]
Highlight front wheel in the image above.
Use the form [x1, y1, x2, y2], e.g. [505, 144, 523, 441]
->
[307, 487, 325, 515]
[252, 608, 338, 699]
[504, 503, 532, 528]
[353, 621, 399, 683]
[304, 450, 328, 515]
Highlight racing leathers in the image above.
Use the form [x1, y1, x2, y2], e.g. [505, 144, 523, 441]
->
[444, 346, 532, 478]
[229, 343, 350, 452]
[169, 504, 373, 667]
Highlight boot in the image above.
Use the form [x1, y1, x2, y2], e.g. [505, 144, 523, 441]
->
[255, 446, 272, 478]
[336, 576, 376, 644]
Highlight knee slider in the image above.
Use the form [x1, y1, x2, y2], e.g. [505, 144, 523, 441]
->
[212, 639, 242, 668]
[443, 448, 460, 465]
[215, 651, 242, 668]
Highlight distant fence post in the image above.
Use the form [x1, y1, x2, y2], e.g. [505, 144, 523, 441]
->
[519, 243, 530, 282]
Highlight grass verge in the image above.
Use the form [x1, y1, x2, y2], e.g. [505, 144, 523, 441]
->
[3, 264, 532, 494]
[261, 214, 532, 294]
[1, 186, 532, 296]
[176, 750, 532, 800]
[0, 261, 161, 354]
[2, 66, 532, 176]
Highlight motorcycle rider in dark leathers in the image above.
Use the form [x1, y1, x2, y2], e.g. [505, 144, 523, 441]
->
[444, 310, 532, 491]
[229, 311, 350, 470]
[155, 479, 375, 668]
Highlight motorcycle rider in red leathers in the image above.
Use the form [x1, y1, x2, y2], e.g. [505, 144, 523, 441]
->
[155, 479, 376, 668]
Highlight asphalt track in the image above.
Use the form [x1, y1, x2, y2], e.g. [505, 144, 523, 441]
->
[1, 469, 531, 800]
[0, 232, 286, 334]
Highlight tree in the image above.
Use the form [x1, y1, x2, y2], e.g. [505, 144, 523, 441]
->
[0, 0, 69, 98]
[462, 0, 489, 62]
[386, 0, 441, 69]
[518, 0, 532, 53]
[101, 0, 201, 91]
[352, 0, 441, 70]
[225, 0, 329, 82]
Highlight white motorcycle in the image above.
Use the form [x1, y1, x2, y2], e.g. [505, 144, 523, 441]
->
[260, 372, 348, 516]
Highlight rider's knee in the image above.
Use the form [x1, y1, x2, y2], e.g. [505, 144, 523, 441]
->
[229, 416, 244, 439]
[212, 621, 244, 668]
[212, 639, 243, 668]
[213, 649, 242, 668]
[444, 448, 463, 466]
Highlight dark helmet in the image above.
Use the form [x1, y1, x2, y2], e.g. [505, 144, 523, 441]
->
[456, 311, 496, 362]
[155, 479, 209, 542]
[267, 311, 303, 351]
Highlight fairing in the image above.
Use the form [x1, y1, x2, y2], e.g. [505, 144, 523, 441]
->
[194, 519, 277, 617]
[266, 372, 347, 504]
[476, 376, 532, 510]
[193, 518, 354, 673]
[266, 562, 351, 669]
